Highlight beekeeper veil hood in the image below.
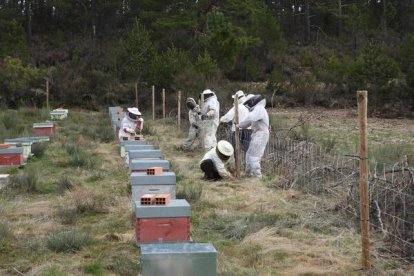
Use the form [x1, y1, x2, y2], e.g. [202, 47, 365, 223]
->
[202, 89, 215, 100]
[127, 107, 141, 122]
[186, 97, 197, 110]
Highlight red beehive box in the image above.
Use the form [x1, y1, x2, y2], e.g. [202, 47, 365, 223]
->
[135, 199, 190, 244]
[0, 147, 25, 167]
[0, 144, 10, 149]
[33, 122, 55, 136]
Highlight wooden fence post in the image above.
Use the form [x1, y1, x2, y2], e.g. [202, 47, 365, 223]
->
[200, 93, 205, 149]
[234, 96, 241, 178]
[152, 85, 155, 120]
[46, 79, 49, 110]
[357, 90, 371, 269]
[135, 81, 138, 107]
[162, 88, 166, 119]
[177, 91, 181, 129]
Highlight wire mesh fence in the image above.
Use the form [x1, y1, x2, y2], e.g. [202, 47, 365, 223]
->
[217, 124, 414, 265]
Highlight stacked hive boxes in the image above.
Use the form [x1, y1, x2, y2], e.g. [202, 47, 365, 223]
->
[50, 108, 68, 120]
[108, 106, 217, 275]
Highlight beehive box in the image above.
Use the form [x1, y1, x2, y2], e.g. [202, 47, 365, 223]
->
[108, 106, 122, 115]
[0, 174, 10, 190]
[140, 243, 217, 276]
[125, 148, 160, 166]
[50, 110, 67, 120]
[0, 147, 25, 167]
[122, 144, 154, 158]
[130, 172, 176, 203]
[33, 122, 55, 136]
[25, 136, 50, 142]
[119, 140, 148, 157]
[135, 199, 190, 244]
[3, 138, 33, 160]
[129, 159, 170, 174]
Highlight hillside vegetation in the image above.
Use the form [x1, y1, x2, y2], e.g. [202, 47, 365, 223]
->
[1, 1, 414, 115]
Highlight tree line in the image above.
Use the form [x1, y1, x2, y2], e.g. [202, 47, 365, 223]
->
[0, 0, 413, 115]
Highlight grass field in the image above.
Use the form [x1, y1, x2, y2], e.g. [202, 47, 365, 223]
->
[0, 108, 413, 275]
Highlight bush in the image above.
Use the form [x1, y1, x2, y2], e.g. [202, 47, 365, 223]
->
[55, 207, 78, 225]
[69, 187, 112, 214]
[45, 229, 90, 252]
[111, 254, 140, 276]
[176, 183, 203, 203]
[0, 220, 12, 249]
[67, 152, 96, 169]
[9, 170, 38, 193]
[57, 176, 73, 194]
[31, 142, 48, 158]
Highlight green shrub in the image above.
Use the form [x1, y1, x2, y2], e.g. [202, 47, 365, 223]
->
[67, 152, 96, 169]
[0, 220, 12, 249]
[176, 183, 203, 203]
[69, 187, 112, 214]
[45, 229, 90, 252]
[83, 262, 104, 275]
[111, 254, 140, 276]
[57, 176, 73, 194]
[31, 142, 48, 158]
[9, 170, 38, 193]
[55, 207, 78, 225]
[1, 112, 18, 129]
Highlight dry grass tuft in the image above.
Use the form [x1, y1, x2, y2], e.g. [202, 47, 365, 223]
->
[68, 186, 114, 214]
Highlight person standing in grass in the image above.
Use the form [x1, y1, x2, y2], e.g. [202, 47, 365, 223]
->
[200, 89, 220, 151]
[182, 97, 201, 150]
[237, 95, 269, 178]
[200, 140, 235, 181]
[220, 90, 252, 160]
[118, 107, 144, 140]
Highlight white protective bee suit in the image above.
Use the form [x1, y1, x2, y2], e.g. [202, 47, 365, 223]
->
[118, 108, 143, 140]
[201, 90, 220, 151]
[182, 98, 201, 150]
[220, 92, 251, 153]
[238, 98, 269, 178]
[200, 140, 235, 180]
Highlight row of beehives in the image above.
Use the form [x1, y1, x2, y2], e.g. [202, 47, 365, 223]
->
[0, 117, 63, 189]
[109, 106, 217, 276]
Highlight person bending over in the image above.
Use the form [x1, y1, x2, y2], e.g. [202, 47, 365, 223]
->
[200, 140, 235, 181]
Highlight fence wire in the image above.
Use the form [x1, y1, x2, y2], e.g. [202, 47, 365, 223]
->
[216, 124, 414, 265]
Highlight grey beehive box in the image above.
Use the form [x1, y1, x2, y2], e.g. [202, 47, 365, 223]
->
[128, 149, 162, 159]
[140, 243, 217, 276]
[125, 149, 161, 167]
[119, 140, 148, 157]
[129, 159, 170, 173]
[0, 174, 10, 190]
[130, 172, 176, 203]
[135, 199, 190, 218]
[122, 144, 154, 159]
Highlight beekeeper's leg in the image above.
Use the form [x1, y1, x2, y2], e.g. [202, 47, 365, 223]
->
[200, 159, 221, 180]
[182, 126, 197, 150]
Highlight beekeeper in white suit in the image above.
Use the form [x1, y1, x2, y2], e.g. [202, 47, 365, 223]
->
[237, 95, 269, 178]
[182, 97, 201, 150]
[118, 107, 144, 140]
[220, 90, 251, 152]
[200, 89, 220, 151]
[200, 140, 235, 181]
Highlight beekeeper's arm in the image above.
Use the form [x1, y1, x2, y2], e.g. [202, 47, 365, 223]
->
[212, 154, 232, 179]
[220, 107, 235, 123]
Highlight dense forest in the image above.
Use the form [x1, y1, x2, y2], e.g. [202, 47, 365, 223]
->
[1, 0, 414, 116]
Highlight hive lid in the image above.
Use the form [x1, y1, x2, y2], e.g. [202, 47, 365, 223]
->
[135, 199, 190, 218]
[4, 138, 33, 144]
[130, 172, 176, 185]
[23, 136, 50, 142]
[33, 122, 54, 128]
[140, 243, 217, 259]
[0, 174, 10, 178]
[124, 145, 154, 152]
[0, 147, 24, 154]
[119, 140, 147, 146]
[128, 149, 162, 159]
[130, 160, 170, 170]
